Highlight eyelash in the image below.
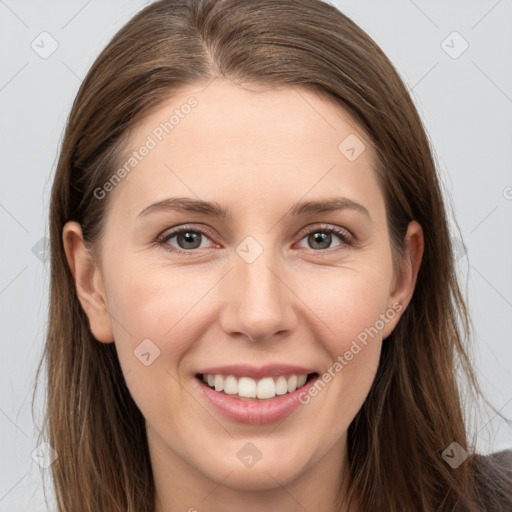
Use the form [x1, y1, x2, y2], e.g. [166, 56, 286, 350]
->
[155, 224, 355, 256]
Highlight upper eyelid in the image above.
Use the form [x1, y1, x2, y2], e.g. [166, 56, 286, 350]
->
[296, 224, 352, 239]
[158, 224, 217, 244]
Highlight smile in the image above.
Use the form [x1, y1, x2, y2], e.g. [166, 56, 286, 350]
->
[199, 373, 313, 400]
[194, 369, 320, 425]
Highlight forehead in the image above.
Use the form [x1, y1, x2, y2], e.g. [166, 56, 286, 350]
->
[107, 79, 382, 221]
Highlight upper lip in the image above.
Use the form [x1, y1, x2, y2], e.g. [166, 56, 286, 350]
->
[196, 364, 317, 379]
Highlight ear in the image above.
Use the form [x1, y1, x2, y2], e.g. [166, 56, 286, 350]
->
[382, 220, 424, 339]
[62, 221, 114, 343]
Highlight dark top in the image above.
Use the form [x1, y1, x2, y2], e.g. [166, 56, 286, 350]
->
[473, 449, 512, 511]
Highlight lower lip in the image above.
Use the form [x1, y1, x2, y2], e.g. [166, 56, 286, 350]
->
[195, 375, 319, 425]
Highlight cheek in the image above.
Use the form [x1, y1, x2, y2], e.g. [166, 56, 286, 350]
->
[103, 259, 224, 402]
[298, 272, 388, 428]
[105, 259, 208, 342]
[103, 264, 202, 425]
[305, 263, 392, 347]
[298, 260, 392, 406]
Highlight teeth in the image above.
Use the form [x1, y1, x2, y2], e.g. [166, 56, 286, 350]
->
[275, 376, 288, 395]
[287, 374, 297, 393]
[239, 377, 256, 398]
[214, 375, 224, 392]
[257, 377, 275, 399]
[201, 373, 310, 399]
[223, 375, 238, 394]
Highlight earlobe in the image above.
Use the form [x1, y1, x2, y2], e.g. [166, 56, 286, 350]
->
[62, 221, 114, 343]
[383, 221, 424, 338]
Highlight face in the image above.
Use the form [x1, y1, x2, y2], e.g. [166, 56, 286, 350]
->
[64, 79, 422, 498]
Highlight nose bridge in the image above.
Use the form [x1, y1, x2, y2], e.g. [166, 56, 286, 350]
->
[220, 234, 296, 341]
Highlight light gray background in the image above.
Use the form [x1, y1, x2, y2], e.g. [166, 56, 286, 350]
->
[1, 0, 511, 510]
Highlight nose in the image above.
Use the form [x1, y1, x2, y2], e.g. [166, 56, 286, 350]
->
[218, 241, 298, 343]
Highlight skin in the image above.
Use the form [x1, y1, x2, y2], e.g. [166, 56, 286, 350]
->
[63, 78, 423, 512]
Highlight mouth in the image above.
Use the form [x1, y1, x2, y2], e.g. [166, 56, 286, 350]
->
[194, 368, 322, 425]
[195, 372, 319, 402]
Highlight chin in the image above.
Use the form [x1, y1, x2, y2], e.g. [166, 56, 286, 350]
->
[197, 446, 309, 491]
[216, 464, 302, 491]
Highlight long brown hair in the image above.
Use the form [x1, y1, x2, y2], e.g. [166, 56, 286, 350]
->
[33, 0, 512, 510]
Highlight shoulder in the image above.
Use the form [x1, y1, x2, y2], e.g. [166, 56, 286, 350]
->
[487, 449, 512, 469]
[474, 448, 512, 474]
[471, 449, 512, 512]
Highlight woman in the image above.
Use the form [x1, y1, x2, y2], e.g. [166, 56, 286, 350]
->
[34, 0, 512, 510]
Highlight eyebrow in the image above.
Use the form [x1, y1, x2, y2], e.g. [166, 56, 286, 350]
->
[137, 196, 371, 220]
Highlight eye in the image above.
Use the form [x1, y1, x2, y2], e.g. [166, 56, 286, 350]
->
[156, 224, 354, 254]
[296, 225, 353, 251]
[157, 225, 217, 253]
